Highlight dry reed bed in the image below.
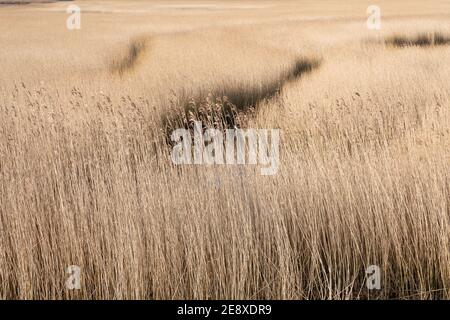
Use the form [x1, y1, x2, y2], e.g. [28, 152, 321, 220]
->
[0, 1, 449, 299]
[1, 59, 449, 299]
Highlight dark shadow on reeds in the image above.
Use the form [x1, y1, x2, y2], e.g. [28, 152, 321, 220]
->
[385, 32, 450, 48]
[162, 57, 321, 145]
[110, 37, 149, 76]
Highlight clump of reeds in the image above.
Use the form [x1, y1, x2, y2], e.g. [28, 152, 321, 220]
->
[386, 32, 450, 47]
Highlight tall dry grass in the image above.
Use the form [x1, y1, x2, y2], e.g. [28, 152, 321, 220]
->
[0, 0, 449, 299]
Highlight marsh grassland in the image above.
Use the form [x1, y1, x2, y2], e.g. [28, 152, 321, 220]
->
[0, 0, 449, 299]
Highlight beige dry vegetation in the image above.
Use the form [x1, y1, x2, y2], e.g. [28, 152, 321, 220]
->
[0, 0, 449, 299]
